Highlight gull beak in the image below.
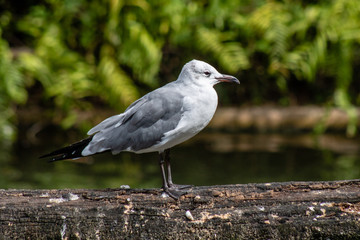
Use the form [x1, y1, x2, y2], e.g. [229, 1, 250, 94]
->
[215, 74, 240, 84]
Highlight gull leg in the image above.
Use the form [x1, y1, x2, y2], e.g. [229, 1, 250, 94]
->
[159, 151, 184, 199]
[165, 149, 192, 190]
[159, 151, 168, 189]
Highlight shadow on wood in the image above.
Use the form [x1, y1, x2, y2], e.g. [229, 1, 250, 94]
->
[1, 180, 360, 239]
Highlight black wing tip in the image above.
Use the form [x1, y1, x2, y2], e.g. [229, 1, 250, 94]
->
[40, 152, 70, 162]
[39, 136, 93, 162]
[47, 157, 67, 163]
[39, 150, 68, 161]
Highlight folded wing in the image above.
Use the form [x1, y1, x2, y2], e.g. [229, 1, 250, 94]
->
[82, 87, 185, 155]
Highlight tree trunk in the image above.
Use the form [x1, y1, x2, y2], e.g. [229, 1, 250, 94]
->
[1, 180, 360, 239]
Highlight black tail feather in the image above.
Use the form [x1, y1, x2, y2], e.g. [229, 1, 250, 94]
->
[40, 136, 93, 162]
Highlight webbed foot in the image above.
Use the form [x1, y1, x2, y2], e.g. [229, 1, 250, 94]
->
[168, 183, 193, 190]
[162, 187, 188, 200]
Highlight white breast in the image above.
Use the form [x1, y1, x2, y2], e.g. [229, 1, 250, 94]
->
[147, 85, 218, 153]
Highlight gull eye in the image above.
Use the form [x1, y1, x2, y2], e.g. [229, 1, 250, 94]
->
[203, 71, 211, 77]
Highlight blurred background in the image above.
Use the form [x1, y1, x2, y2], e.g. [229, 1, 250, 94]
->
[0, 0, 360, 189]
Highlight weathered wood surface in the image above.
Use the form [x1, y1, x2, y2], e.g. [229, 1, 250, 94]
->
[210, 106, 360, 132]
[1, 180, 360, 239]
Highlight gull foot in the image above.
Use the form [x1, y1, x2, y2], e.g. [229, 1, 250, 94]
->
[162, 187, 188, 200]
[168, 183, 193, 190]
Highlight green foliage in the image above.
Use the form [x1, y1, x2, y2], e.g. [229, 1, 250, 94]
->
[0, 30, 26, 143]
[195, 27, 249, 72]
[98, 46, 139, 109]
[244, 0, 360, 135]
[0, 0, 360, 145]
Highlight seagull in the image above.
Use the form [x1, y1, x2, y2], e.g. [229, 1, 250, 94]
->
[40, 59, 240, 199]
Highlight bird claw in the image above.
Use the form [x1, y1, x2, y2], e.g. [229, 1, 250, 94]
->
[168, 183, 193, 190]
[162, 187, 188, 200]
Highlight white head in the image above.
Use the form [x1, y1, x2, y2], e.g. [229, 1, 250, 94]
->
[178, 59, 239, 87]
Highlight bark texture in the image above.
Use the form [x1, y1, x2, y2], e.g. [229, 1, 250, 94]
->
[1, 180, 360, 239]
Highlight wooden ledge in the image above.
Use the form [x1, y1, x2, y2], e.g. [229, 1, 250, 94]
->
[1, 180, 360, 239]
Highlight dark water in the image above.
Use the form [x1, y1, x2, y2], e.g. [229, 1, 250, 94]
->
[1, 131, 360, 190]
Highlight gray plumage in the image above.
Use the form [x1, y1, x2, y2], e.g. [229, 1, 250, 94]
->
[41, 59, 239, 199]
[84, 86, 184, 155]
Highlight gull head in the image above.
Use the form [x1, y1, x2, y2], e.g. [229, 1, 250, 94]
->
[178, 59, 239, 87]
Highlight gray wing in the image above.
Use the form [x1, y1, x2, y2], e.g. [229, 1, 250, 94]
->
[83, 87, 185, 155]
[87, 97, 146, 136]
